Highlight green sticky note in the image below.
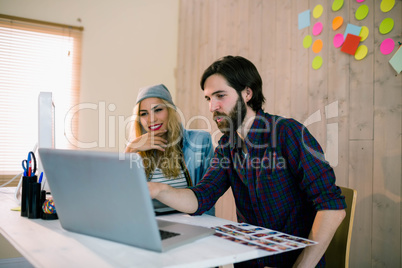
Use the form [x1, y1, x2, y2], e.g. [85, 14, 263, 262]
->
[303, 35, 313, 48]
[312, 56, 323, 70]
[389, 46, 402, 74]
[332, 0, 344, 12]
[379, 18, 394, 34]
[355, 5, 369, 21]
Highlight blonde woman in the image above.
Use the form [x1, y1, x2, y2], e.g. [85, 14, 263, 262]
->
[125, 84, 214, 215]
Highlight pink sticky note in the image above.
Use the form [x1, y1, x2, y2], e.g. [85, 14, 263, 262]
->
[333, 33, 344, 48]
[312, 22, 323, 36]
[380, 38, 395, 55]
[356, 0, 365, 2]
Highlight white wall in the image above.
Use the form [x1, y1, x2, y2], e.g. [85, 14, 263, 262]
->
[0, 0, 179, 152]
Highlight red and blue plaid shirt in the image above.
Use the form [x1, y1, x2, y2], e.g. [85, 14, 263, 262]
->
[191, 110, 346, 267]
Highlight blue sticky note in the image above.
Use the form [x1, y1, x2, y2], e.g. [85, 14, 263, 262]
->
[298, 10, 311, 30]
[344, 24, 362, 39]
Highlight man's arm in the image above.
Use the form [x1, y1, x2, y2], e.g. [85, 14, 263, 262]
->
[148, 182, 199, 214]
[292, 209, 346, 268]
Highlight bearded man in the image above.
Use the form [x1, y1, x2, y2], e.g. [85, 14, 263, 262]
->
[148, 56, 346, 268]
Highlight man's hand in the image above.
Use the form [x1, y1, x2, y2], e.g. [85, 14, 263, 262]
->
[147, 182, 199, 214]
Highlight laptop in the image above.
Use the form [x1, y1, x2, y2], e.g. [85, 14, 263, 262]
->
[38, 148, 214, 252]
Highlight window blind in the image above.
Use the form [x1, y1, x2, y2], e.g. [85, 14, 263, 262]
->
[0, 14, 83, 176]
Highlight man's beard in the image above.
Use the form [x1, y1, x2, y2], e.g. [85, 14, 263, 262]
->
[213, 94, 247, 136]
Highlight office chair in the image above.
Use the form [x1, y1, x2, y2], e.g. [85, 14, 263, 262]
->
[325, 186, 357, 268]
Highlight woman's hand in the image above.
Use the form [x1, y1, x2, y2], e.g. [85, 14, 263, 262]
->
[125, 129, 168, 153]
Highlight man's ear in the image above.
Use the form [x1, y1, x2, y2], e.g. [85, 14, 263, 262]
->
[244, 87, 253, 102]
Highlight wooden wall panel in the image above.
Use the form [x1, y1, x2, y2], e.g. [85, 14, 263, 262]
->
[349, 141, 373, 267]
[306, 0, 328, 151]
[349, 0, 374, 140]
[328, 0, 350, 186]
[290, 0, 309, 123]
[274, 0, 292, 118]
[261, 0, 276, 115]
[176, 0, 402, 266]
[372, 1, 401, 267]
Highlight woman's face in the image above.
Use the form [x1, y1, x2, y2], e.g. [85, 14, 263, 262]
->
[138, 97, 169, 133]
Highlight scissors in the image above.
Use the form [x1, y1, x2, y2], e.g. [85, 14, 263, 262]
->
[22, 151, 37, 177]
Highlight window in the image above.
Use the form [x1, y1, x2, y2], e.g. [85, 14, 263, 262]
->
[0, 14, 83, 178]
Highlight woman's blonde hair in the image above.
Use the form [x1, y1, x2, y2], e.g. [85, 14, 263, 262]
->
[131, 98, 183, 179]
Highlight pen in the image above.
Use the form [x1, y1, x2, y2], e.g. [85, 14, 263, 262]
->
[27, 153, 32, 177]
[39, 172, 44, 184]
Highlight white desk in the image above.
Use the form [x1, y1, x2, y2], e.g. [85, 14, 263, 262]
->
[0, 187, 272, 268]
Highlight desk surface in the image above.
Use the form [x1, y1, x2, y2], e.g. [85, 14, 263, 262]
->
[0, 187, 272, 268]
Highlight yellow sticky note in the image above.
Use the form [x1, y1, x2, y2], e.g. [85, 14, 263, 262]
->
[355, 45, 368, 60]
[359, 26, 369, 42]
[381, 0, 395, 12]
[11, 206, 21, 211]
[313, 5, 323, 19]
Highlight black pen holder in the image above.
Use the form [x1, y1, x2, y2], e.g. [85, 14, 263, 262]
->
[28, 181, 42, 219]
[21, 175, 37, 217]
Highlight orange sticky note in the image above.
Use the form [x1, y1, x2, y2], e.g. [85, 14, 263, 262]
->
[312, 39, 323, 53]
[332, 16, 343, 30]
[341, 34, 361, 55]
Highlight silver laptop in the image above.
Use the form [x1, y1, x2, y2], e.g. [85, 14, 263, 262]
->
[38, 148, 214, 252]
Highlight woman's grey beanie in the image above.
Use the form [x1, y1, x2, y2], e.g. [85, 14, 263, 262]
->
[136, 84, 175, 108]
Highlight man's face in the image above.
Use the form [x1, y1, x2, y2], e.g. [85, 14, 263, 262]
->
[203, 74, 247, 135]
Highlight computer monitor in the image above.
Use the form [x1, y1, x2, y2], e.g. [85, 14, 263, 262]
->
[37, 92, 55, 191]
[15, 92, 55, 201]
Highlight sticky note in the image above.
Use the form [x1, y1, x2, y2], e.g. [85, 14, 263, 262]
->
[380, 38, 395, 55]
[299, 10, 311, 30]
[313, 22, 323, 36]
[312, 56, 323, 70]
[379, 18, 394, 34]
[332, 16, 343, 30]
[389, 46, 402, 74]
[344, 24, 362, 40]
[312, 39, 323, 53]
[341, 34, 361, 55]
[381, 0, 395, 12]
[359, 26, 369, 41]
[356, 0, 365, 2]
[355, 45, 368, 60]
[333, 33, 344, 48]
[332, 0, 344, 12]
[313, 5, 324, 19]
[355, 4, 369, 20]
[303, 35, 313, 48]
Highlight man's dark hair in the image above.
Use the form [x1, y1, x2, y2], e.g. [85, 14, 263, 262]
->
[200, 55, 265, 112]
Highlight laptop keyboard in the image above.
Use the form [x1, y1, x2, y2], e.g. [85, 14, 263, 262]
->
[159, 229, 180, 240]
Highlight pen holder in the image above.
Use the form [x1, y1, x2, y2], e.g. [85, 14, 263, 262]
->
[21, 175, 37, 217]
[28, 182, 41, 219]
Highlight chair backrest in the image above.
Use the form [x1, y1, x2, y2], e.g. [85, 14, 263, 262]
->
[325, 186, 357, 268]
